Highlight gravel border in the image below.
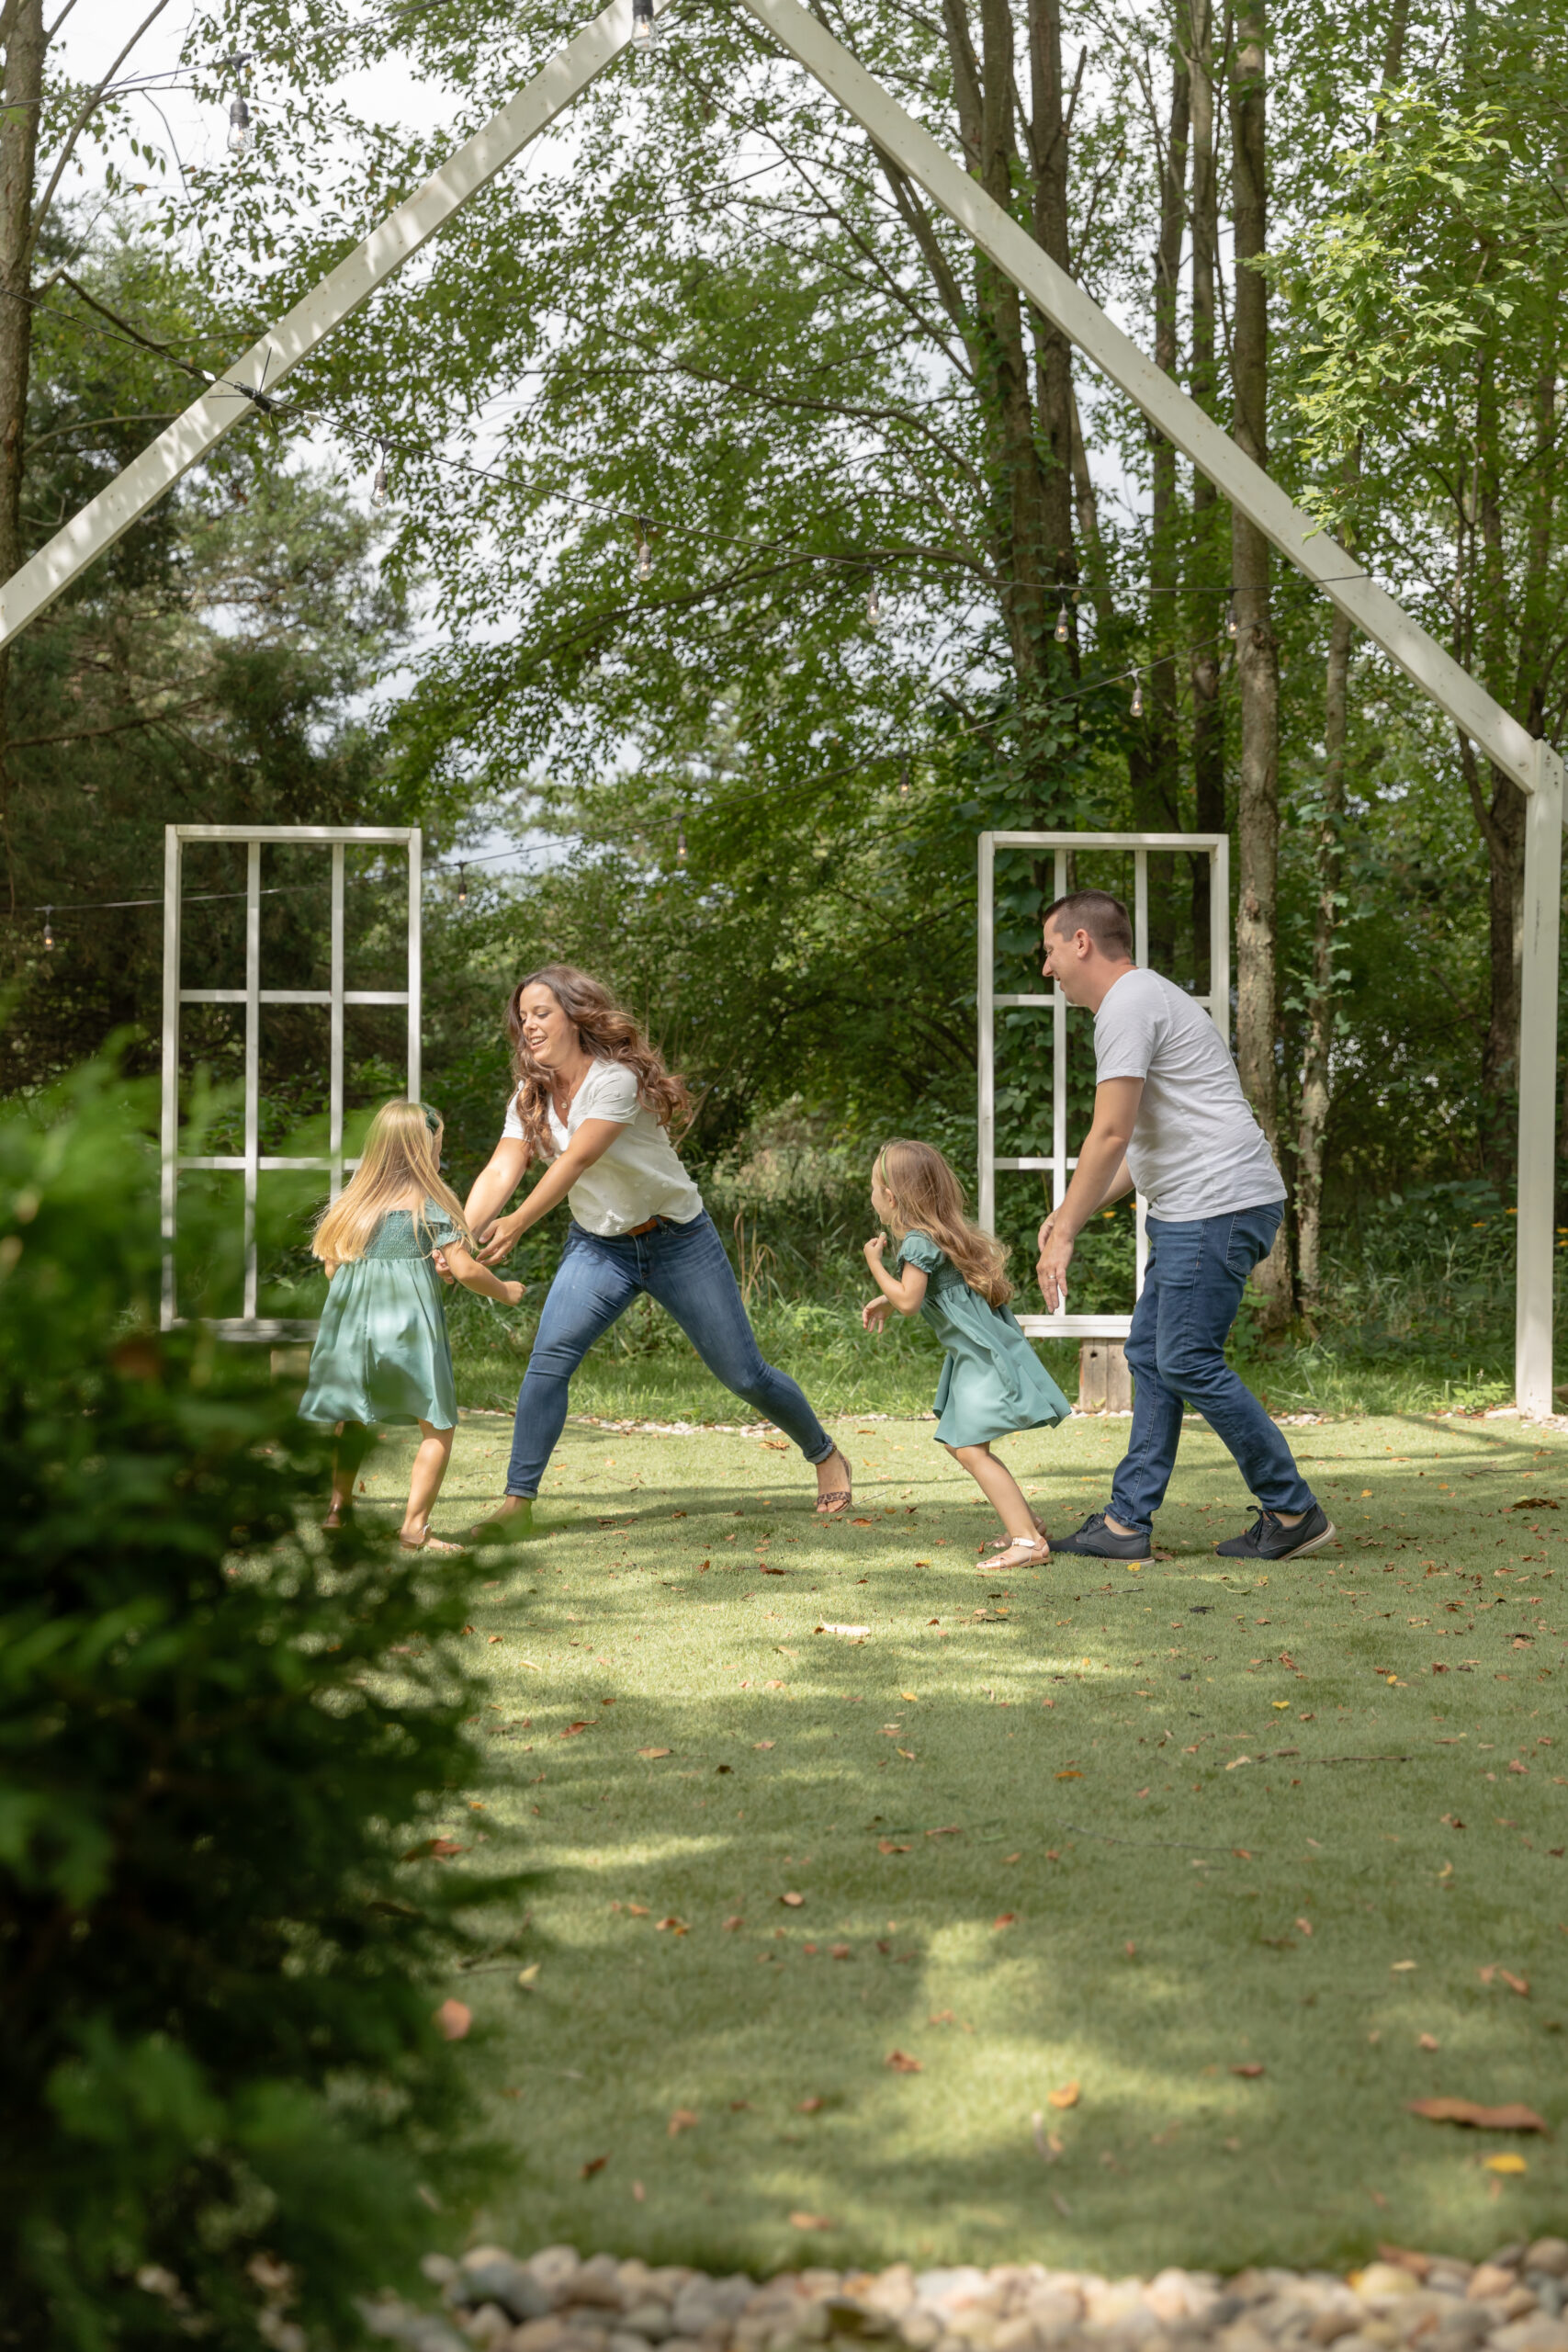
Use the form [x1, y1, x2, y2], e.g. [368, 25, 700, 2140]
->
[362, 2238, 1568, 2352]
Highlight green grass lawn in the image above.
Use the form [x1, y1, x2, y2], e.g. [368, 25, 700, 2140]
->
[367, 1408, 1568, 2279]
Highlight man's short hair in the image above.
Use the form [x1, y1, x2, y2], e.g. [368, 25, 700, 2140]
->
[1042, 888, 1134, 961]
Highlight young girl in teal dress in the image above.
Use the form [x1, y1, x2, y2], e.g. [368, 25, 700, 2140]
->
[862, 1138, 1070, 1568]
[299, 1100, 525, 1551]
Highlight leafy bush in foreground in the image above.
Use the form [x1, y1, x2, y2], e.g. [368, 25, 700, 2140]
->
[0, 1063, 507, 2348]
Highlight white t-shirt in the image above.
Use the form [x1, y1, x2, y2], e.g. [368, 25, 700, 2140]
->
[1093, 967, 1285, 1221]
[502, 1058, 704, 1237]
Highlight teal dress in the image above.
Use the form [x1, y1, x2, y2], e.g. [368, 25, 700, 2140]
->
[897, 1229, 1072, 1448]
[299, 1203, 460, 1430]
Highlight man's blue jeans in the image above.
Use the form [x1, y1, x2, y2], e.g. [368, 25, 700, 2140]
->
[1109, 1202, 1316, 1536]
[506, 1212, 835, 1498]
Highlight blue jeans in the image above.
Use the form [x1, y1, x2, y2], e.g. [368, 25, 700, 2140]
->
[506, 1211, 835, 1498]
[1109, 1203, 1315, 1535]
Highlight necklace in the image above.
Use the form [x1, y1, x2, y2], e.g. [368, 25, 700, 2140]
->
[551, 1057, 592, 1124]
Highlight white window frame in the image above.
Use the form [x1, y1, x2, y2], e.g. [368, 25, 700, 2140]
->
[977, 829, 1230, 1340]
[160, 823, 423, 1341]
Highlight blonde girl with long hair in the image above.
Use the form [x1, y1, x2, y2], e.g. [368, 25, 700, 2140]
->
[863, 1139, 1072, 1569]
[299, 1100, 525, 1551]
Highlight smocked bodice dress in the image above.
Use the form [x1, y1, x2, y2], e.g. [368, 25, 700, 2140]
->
[897, 1229, 1071, 1447]
[299, 1203, 460, 1430]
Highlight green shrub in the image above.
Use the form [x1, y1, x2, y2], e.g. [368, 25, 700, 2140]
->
[0, 1062, 511, 2349]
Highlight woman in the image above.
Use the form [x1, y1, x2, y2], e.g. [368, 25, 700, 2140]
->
[460, 965, 852, 1541]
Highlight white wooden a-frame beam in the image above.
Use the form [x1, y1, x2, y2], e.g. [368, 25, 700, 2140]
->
[1, 0, 1558, 1411]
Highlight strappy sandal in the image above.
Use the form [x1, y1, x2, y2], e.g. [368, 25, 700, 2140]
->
[321, 1503, 354, 1532]
[814, 1450, 853, 1515]
[399, 1532, 467, 1554]
[986, 1534, 1051, 1568]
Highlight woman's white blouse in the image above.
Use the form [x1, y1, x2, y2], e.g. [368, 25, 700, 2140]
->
[502, 1058, 704, 1237]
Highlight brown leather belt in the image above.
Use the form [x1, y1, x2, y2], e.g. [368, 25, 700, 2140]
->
[623, 1216, 664, 1237]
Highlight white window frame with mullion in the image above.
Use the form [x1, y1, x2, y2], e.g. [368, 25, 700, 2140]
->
[977, 830, 1230, 1341]
[160, 823, 423, 1342]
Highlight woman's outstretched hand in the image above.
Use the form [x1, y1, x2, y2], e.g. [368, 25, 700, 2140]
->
[862, 1295, 891, 1333]
[477, 1212, 526, 1266]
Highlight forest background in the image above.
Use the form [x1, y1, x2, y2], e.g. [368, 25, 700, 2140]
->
[0, 0, 1562, 1421]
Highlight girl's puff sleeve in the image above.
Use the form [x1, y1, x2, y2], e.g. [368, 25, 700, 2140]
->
[897, 1230, 944, 1273]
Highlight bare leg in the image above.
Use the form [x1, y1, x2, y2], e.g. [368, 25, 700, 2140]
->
[324, 1422, 374, 1529]
[401, 1421, 456, 1547]
[815, 1446, 853, 1513]
[946, 1442, 1048, 1553]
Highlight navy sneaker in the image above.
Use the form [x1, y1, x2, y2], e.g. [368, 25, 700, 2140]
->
[1214, 1502, 1336, 1562]
[1050, 1510, 1151, 1561]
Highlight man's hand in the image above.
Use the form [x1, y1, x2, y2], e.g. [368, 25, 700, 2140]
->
[1036, 1206, 1058, 1257]
[478, 1210, 527, 1267]
[862, 1295, 891, 1334]
[1037, 1227, 1075, 1313]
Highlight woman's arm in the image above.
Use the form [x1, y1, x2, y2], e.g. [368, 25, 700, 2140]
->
[863, 1232, 929, 1315]
[465, 1137, 532, 1241]
[474, 1118, 625, 1266]
[439, 1238, 525, 1306]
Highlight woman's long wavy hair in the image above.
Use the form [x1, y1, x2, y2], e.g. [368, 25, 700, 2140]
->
[874, 1138, 1013, 1308]
[505, 966, 693, 1161]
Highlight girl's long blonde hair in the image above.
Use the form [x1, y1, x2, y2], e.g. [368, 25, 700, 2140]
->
[505, 965, 693, 1162]
[875, 1139, 1012, 1308]
[311, 1100, 470, 1264]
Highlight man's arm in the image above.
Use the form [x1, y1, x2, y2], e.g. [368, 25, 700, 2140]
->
[1036, 1076, 1144, 1312]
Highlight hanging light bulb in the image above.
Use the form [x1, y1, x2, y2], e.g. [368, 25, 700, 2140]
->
[370, 443, 389, 508]
[637, 527, 653, 583]
[899, 762, 910, 799]
[632, 0, 658, 52]
[227, 91, 252, 156]
[42, 907, 53, 951]
[1130, 673, 1144, 718]
[866, 582, 881, 625]
[676, 824, 687, 864]
[1055, 599, 1071, 644]
[1226, 594, 1239, 639]
[457, 864, 468, 909]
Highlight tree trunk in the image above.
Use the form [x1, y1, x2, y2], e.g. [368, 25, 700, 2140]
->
[1227, 0, 1289, 1320]
[1024, 0, 1077, 592]
[0, 0, 47, 901]
[1186, 0, 1224, 994]
[1296, 597, 1350, 1323]
[1134, 45, 1190, 974]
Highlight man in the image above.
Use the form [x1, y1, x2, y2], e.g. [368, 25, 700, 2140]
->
[1033, 888, 1334, 1564]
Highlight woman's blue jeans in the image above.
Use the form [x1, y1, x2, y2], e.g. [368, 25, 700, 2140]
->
[505, 1211, 835, 1498]
[1109, 1202, 1316, 1535]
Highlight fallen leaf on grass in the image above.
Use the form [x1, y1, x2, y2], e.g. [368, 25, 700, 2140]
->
[851, 1518, 875, 1526]
[790, 2211, 837, 2231]
[561, 1721, 592, 1738]
[878, 1839, 911, 1855]
[1408, 2098, 1547, 2131]
[637, 1747, 673, 1759]
[1230, 2063, 1266, 2078]
[1046, 2082, 1080, 2109]
[886, 2050, 923, 2073]
[1479, 1965, 1530, 1996]
[581, 2154, 608, 2177]
[994, 1913, 1018, 1930]
[752, 1740, 775, 1750]
[1055, 1769, 1084, 1781]
[516, 1962, 542, 1990]
[900, 1690, 919, 1701]
[798, 2096, 826, 2113]
[1390, 1959, 1416, 1973]
[1294, 1917, 1314, 1937]
[723, 1915, 745, 1931]
[816, 1623, 871, 1640]
[400, 1838, 466, 1861]
[1418, 2034, 1439, 2051]
[656, 1916, 689, 1935]
[761, 1441, 789, 1452]
[626, 1903, 649, 1917]
[926, 1825, 961, 1838]
[1484, 2154, 1529, 2174]
[433, 1999, 471, 2041]
[781, 1890, 805, 1907]
[667, 2108, 699, 2135]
